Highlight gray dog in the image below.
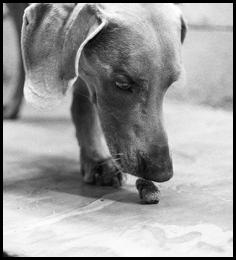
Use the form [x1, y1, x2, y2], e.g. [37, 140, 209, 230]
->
[21, 3, 187, 204]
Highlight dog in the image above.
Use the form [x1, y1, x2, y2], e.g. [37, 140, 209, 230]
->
[21, 3, 187, 203]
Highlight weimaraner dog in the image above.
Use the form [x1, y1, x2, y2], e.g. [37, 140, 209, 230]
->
[21, 3, 187, 204]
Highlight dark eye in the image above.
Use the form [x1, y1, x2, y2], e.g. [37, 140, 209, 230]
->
[115, 81, 132, 91]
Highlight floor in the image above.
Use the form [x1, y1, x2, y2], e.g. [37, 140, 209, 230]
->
[3, 99, 233, 257]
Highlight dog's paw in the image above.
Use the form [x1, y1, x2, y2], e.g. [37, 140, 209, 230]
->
[136, 178, 160, 204]
[81, 157, 123, 188]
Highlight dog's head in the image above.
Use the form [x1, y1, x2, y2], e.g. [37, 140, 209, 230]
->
[22, 3, 187, 181]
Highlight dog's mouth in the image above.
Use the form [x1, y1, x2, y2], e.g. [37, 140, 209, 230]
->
[108, 148, 173, 183]
[108, 148, 138, 176]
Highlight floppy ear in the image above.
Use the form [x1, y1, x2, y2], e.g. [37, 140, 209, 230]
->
[172, 3, 187, 44]
[180, 15, 187, 44]
[22, 3, 107, 108]
[62, 4, 107, 85]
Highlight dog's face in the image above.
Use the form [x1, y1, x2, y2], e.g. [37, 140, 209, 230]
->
[22, 3, 187, 182]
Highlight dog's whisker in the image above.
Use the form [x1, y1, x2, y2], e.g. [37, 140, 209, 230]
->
[113, 153, 125, 158]
[112, 158, 122, 162]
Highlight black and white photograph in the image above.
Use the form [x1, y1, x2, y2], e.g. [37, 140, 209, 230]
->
[3, 3, 233, 257]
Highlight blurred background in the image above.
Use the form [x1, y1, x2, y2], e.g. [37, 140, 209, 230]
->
[3, 3, 233, 118]
[168, 3, 233, 111]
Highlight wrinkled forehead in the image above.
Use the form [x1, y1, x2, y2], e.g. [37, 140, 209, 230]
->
[84, 23, 155, 78]
[83, 4, 181, 79]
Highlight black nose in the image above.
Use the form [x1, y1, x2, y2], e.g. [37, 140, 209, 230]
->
[137, 146, 173, 182]
[145, 158, 173, 182]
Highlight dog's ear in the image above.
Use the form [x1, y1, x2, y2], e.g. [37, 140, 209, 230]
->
[22, 3, 107, 108]
[62, 4, 107, 83]
[172, 3, 187, 44]
[180, 15, 187, 44]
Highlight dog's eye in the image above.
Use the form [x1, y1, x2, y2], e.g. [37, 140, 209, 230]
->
[115, 81, 132, 91]
[114, 74, 134, 92]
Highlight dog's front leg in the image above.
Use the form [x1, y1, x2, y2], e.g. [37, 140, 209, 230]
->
[71, 78, 123, 187]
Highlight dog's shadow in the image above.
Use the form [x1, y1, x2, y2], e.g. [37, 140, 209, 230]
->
[4, 155, 139, 205]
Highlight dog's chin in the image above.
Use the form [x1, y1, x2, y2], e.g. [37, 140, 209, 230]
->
[24, 82, 64, 110]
